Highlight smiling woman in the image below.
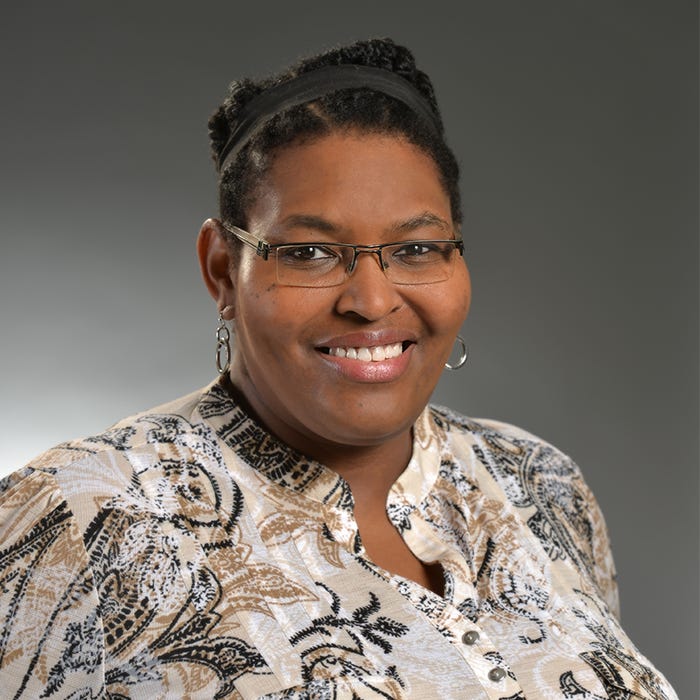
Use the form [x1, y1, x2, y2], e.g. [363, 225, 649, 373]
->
[199, 133, 470, 460]
[0, 38, 678, 699]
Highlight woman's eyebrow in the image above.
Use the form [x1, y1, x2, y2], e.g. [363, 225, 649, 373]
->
[279, 214, 339, 233]
[389, 212, 451, 234]
[277, 211, 450, 237]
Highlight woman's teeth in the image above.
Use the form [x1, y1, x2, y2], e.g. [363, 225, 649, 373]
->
[327, 342, 403, 362]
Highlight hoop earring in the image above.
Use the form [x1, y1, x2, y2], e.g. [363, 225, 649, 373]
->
[215, 312, 231, 374]
[445, 335, 468, 370]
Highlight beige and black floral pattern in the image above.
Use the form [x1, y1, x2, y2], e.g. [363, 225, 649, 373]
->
[0, 377, 676, 698]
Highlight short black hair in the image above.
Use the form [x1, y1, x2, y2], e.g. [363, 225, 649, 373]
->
[208, 38, 462, 232]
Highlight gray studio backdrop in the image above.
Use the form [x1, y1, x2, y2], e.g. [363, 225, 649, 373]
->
[1, 1, 697, 696]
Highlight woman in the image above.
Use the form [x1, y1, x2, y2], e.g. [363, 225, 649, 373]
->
[0, 39, 676, 699]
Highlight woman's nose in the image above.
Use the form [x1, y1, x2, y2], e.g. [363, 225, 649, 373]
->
[333, 251, 404, 321]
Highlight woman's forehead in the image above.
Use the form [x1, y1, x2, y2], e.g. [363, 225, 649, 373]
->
[247, 132, 452, 235]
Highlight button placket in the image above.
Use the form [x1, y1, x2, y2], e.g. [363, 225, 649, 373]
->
[454, 621, 520, 695]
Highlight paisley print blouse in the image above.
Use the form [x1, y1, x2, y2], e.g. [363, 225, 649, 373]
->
[0, 377, 676, 699]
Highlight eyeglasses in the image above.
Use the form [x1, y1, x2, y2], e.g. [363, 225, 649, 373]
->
[221, 222, 465, 288]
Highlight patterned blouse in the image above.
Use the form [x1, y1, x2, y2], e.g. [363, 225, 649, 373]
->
[0, 377, 676, 699]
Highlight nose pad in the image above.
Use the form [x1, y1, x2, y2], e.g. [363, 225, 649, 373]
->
[335, 250, 403, 320]
[346, 249, 386, 276]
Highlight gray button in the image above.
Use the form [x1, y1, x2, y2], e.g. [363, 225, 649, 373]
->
[488, 667, 506, 682]
[461, 630, 480, 645]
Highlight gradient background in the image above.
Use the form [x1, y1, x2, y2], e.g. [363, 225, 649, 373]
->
[1, 1, 697, 696]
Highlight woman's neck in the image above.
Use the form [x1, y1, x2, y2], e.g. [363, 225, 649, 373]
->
[223, 371, 414, 498]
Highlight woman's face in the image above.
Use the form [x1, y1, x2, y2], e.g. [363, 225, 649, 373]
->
[221, 132, 470, 453]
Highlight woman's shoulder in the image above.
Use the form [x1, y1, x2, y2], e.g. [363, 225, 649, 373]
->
[428, 403, 569, 454]
[38, 383, 205, 456]
[62, 384, 209, 458]
[1, 384, 215, 526]
[427, 403, 590, 501]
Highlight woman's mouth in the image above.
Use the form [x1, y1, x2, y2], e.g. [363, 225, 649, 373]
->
[315, 334, 415, 382]
[319, 341, 408, 362]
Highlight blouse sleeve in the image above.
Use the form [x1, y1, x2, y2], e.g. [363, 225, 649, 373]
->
[472, 418, 621, 620]
[570, 460, 620, 620]
[0, 466, 105, 698]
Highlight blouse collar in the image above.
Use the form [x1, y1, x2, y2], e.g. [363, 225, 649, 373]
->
[197, 374, 445, 511]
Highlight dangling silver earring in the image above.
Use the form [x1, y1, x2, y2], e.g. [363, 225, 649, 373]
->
[215, 311, 231, 374]
[445, 335, 468, 370]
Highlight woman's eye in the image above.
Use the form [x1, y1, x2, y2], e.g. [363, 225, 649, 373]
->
[394, 242, 436, 257]
[390, 241, 450, 267]
[279, 245, 338, 263]
[394, 241, 442, 262]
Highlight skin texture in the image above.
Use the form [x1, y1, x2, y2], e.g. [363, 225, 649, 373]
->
[198, 132, 471, 592]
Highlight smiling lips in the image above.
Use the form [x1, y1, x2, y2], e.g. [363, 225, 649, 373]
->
[317, 340, 414, 382]
[325, 342, 404, 362]
[316, 333, 415, 382]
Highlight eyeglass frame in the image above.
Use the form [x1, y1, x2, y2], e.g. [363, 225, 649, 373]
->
[219, 221, 465, 286]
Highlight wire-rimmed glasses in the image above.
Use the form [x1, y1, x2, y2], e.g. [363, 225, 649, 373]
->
[221, 222, 464, 288]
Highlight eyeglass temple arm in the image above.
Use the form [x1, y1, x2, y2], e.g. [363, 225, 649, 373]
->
[223, 224, 271, 260]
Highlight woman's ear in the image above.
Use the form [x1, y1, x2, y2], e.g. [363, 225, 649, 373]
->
[197, 218, 237, 319]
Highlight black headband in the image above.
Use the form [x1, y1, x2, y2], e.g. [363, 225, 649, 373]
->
[216, 64, 442, 174]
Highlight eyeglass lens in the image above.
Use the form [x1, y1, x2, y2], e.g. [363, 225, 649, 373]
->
[273, 241, 460, 287]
